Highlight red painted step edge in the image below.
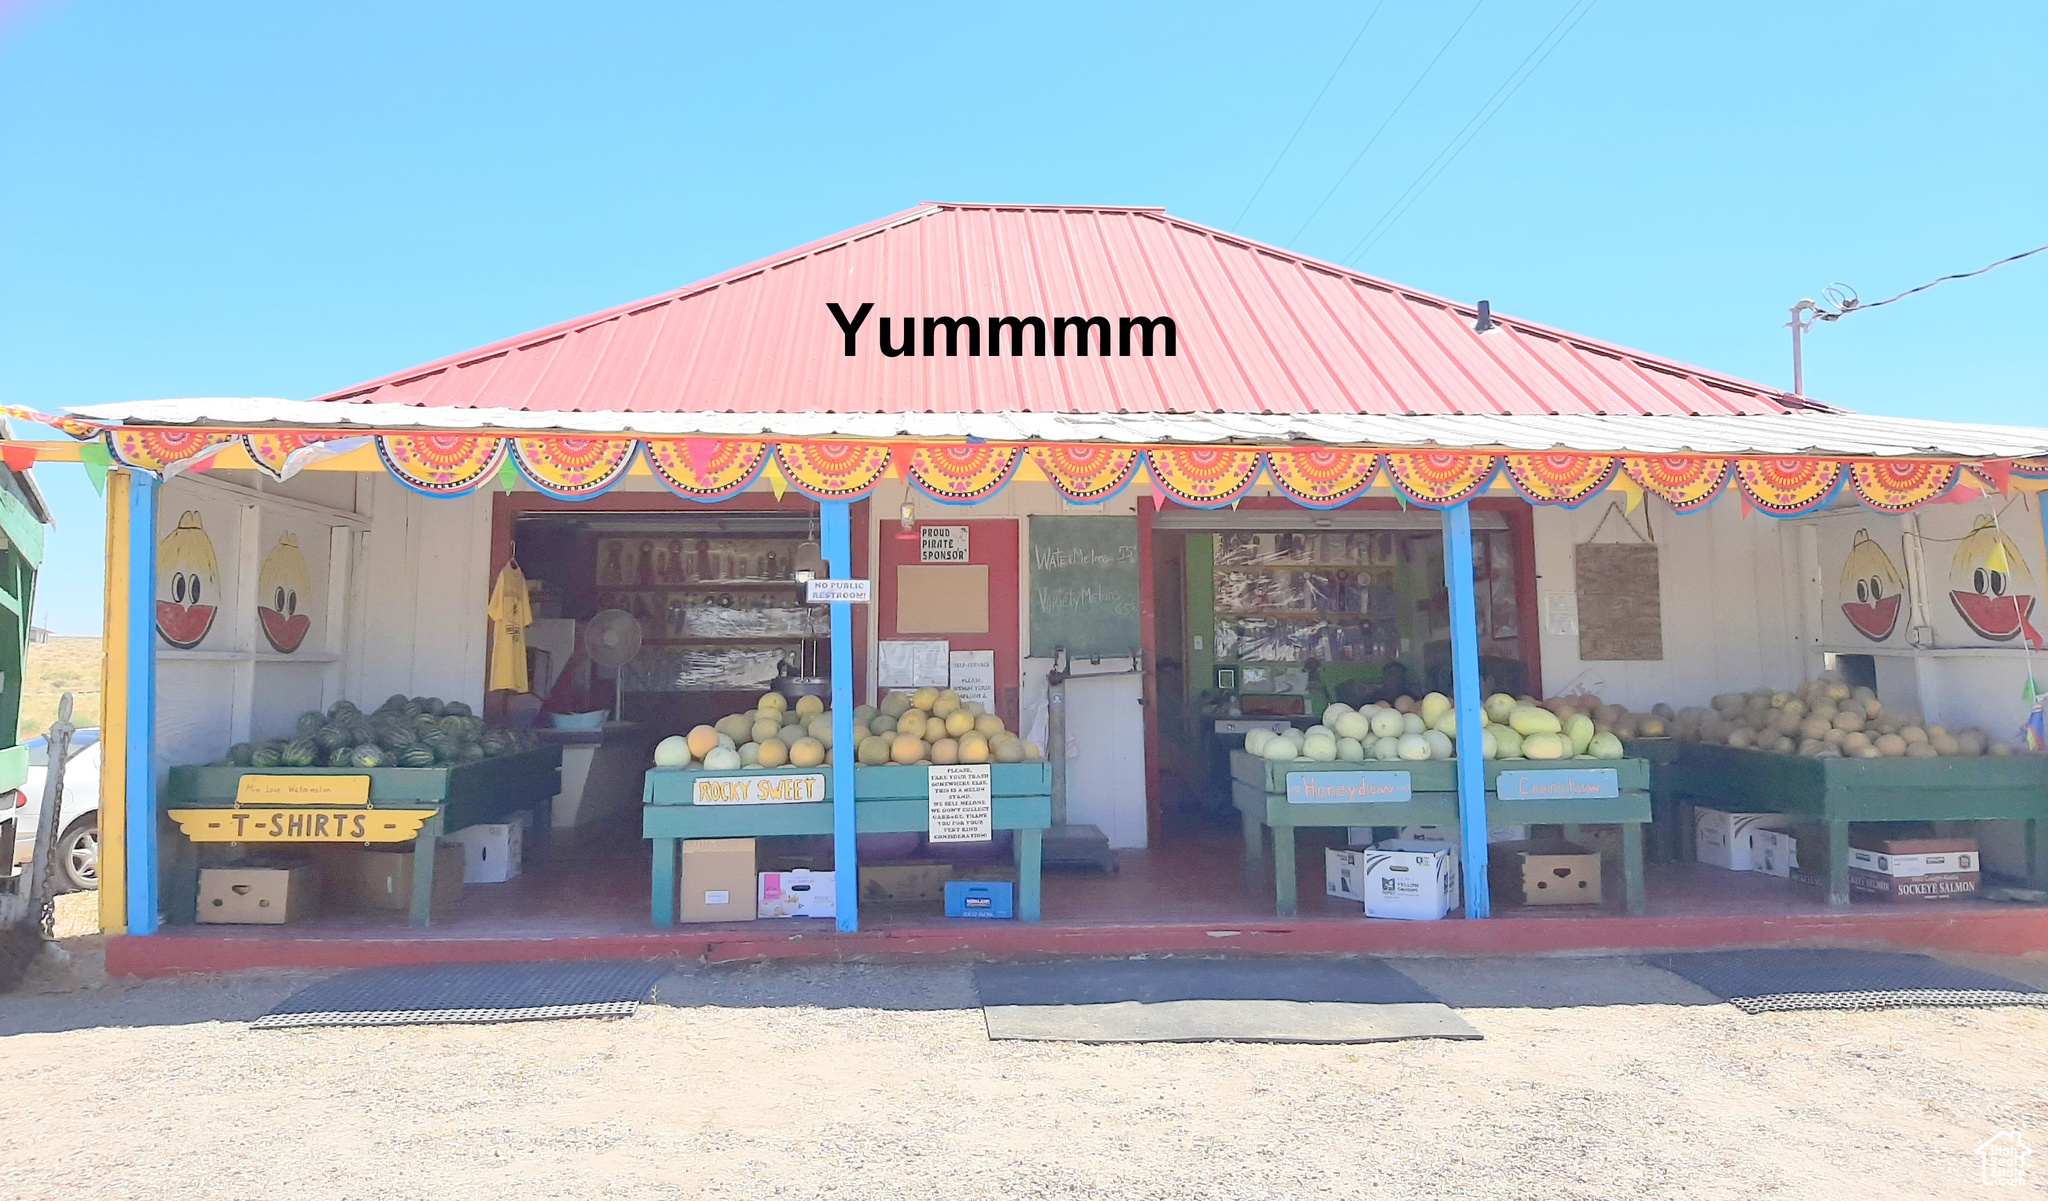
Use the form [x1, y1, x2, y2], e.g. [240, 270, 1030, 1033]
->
[105, 909, 2048, 978]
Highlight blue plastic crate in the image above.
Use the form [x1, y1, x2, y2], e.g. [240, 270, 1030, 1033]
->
[944, 879, 1015, 920]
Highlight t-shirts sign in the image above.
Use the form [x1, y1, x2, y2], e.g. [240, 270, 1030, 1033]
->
[927, 763, 993, 843]
[919, 526, 969, 564]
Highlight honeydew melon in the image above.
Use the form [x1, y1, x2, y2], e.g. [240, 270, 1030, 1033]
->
[1397, 733, 1432, 761]
[1370, 709, 1405, 739]
[1434, 710, 1457, 737]
[1303, 733, 1339, 761]
[1244, 729, 1274, 756]
[1372, 735, 1403, 761]
[1422, 729, 1454, 759]
[1336, 736, 1365, 761]
[1261, 737, 1299, 762]
[654, 736, 692, 767]
[1333, 711, 1372, 741]
[1401, 712, 1426, 736]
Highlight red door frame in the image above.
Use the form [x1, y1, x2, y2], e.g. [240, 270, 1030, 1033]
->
[876, 519, 1022, 731]
[1137, 494, 1540, 840]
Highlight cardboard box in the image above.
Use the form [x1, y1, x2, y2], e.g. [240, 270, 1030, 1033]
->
[679, 838, 756, 923]
[1327, 846, 1455, 919]
[944, 879, 1015, 919]
[1488, 839, 1604, 907]
[860, 861, 954, 904]
[197, 864, 319, 924]
[321, 843, 466, 914]
[1398, 824, 1527, 844]
[1696, 808, 1795, 871]
[758, 869, 836, 918]
[1849, 838, 1980, 899]
[445, 820, 523, 884]
[1749, 829, 1800, 878]
[1376, 836, 1462, 906]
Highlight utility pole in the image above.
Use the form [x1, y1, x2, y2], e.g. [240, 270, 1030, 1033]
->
[1787, 299, 1820, 397]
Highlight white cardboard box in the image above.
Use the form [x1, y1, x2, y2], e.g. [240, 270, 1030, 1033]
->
[758, 869, 837, 919]
[1695, 808, 1794, 871]
[1749, 828, 1800, 878]
[445, 820, 523, 884]
[1847, 847, 1979, 878]
[1397, 824, 1528, 844]
[1375, 837, 1462, 906]
[1326, 847, 1453, 921]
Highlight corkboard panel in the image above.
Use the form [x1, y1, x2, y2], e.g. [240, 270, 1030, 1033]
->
[1574, 543, 1663, 661]
[895, 565, 990, 634]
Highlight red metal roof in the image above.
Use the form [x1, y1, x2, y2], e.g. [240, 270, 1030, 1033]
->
[314, 204, 1808, 420]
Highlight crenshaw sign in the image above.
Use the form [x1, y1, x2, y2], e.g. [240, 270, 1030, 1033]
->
[828, 302, 1176, 358]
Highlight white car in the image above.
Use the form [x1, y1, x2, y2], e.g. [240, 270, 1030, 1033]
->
[9, 729, 100, 892]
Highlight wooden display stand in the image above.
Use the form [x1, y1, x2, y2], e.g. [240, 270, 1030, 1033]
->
[1229, 750, 1651, 917]
[162, 747, 563, 928]
[1670, 743, 2048, 906]
[642, 762, 1053, 925]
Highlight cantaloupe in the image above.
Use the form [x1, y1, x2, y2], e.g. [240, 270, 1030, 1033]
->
[687, 725, 721, 759]
[715, 714, 753, 742]
[975, 714, 1006, 739]
[794, 694, 824, 718]
[1637, 717, 1667, 737]
[899, 708, 929, 733]
[757, 738, 789, 768]
[958, 733, 991, 763]
[751, 717, 782, 743]
[757, 692, 788, 714]
[1521, 733, 1567, 760]
[930, 737, 960, 765]
[789, 738, 826, 768]
[808, 714, 834, 745]
[994, 736, 1026, 764]
[857, 735, 893, 765]
[853, 704, 878, 727]
[891, 735, 927, 765]
[911, 687, 939, 711]
[1023, 740, 1044, 761]
[1875, 733, 1908, 757]
[881, 692, 913, 718]
[945, 710, 976, 738]
[869, 713, 899, 736]
[704, 746, 742, 770]
[654, 735, 692, 767]
[931, 690, 961, 718]
[780, 723, 806, 745]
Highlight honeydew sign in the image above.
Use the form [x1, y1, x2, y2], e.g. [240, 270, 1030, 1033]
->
[1287, 771, 1413, 805]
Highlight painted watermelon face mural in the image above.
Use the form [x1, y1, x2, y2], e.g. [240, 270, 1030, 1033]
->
[1948, 514, 2044, 648]
[156, 511, 220, 649]
[1838, 530, 1903, 641]
[257, 532, 314, 653]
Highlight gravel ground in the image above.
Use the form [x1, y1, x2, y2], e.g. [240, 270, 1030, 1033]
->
[4, 950, 2047, 1199]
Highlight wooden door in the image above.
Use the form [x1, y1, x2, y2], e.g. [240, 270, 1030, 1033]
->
[878, 520, 1021, 730]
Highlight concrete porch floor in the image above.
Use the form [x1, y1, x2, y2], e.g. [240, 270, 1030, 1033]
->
[106, 818, 2048, 976]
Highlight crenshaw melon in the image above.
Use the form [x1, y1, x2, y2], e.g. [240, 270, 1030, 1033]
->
[1521, 733, 1567, 760]
[1509, 706, 1563, 736]
[1420, 692, 1452, 728]
[1564, 713, 1596, 756]
[1492, 726, 1524, 758]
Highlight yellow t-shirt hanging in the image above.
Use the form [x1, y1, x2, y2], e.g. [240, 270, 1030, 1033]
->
[487, 562, 533, 693]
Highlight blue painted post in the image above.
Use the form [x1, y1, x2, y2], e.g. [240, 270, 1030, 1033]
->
[1442, 501, 1492, 918]
[126, 472, 160, 935]
[821, 500, 859, 933]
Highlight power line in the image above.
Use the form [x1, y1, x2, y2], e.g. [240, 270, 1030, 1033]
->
[1288, 0, 1488, 246]
[1344, 0, 1598, 265]
[1815, 243, 2048, 319]
[1232, 2, 1390, 231]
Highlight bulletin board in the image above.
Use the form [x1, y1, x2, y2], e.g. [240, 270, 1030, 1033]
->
[1573, 543, 1663, 661]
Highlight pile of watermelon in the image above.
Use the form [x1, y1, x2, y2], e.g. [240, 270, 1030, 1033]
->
[222, 694, 541, 769]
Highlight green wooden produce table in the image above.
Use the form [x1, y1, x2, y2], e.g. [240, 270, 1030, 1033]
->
[1621, 737, 1684, 862]
[1670, 742, 2048, 906]
[642, 762, 1053, 926]
[1229, 750, 1651, 917]
[162, 747, 563, 928]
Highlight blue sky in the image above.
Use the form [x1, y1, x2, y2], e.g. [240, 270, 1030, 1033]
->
[3, 1, 2041, 635]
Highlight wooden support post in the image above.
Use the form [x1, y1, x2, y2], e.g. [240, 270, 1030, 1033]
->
[1828, 820, 1851, 907]
[1622, 822, 1646, 916]
[823, 500, 859, 934]
[99, 471, 132, 935]
[126, 472, 160, 936]
[408, 814, 443, 928]
[651, 836, 677, 928]
[1272, 820, 1298, 917]
[1443, 502, 1492, 918]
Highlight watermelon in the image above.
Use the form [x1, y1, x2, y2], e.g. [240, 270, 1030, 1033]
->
[250, 743, 284, 768]
[443, 700, 473, 718]
[380, 693, 410, 712]
[421, 697, 445, 716]
[349, 744, 388, 768]
[227, 742, 255, 766]
[281, 739, 319, 767]
[398, 746, 436, 768]
[295, 711, 324, 739]
[457, 742, 485, 763]
[328, 699, 360, 720]
[314, 724, 351, 752]
[437, 714, 467, 740]
[376, 725, 415, 751]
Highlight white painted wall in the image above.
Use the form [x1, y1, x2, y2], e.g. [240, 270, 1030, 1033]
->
[1531, 499, 1807, 709]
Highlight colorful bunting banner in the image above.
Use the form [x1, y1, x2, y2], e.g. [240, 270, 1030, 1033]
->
[904, 444, 1021, 505]
[1382, 453, 1499, 508]
[1145, 448, 1264, 508]
[1621, 456, 1730, 513]
[2007, 458, 2048, 480]
[1501, 454, 1619, 508]
[244, 432, 361, 481]
[1264, 448, 1381, 508]
[773, 442, 894, 501]
[1027, 444, 1140, 504]
[375, 434, 507, 498]
[105, 429, 239, 472]
[1733, 457, 1845, 517]
[1848, 460, 1958, 513]
[643, 439, 768, 501]
[510, 435, 637, 499]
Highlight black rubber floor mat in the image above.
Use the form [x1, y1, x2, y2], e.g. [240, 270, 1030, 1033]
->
[976, 957, 1441, 1007]
[1645, 950, 2048, 1014]
[253, 960, 666, 1029]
